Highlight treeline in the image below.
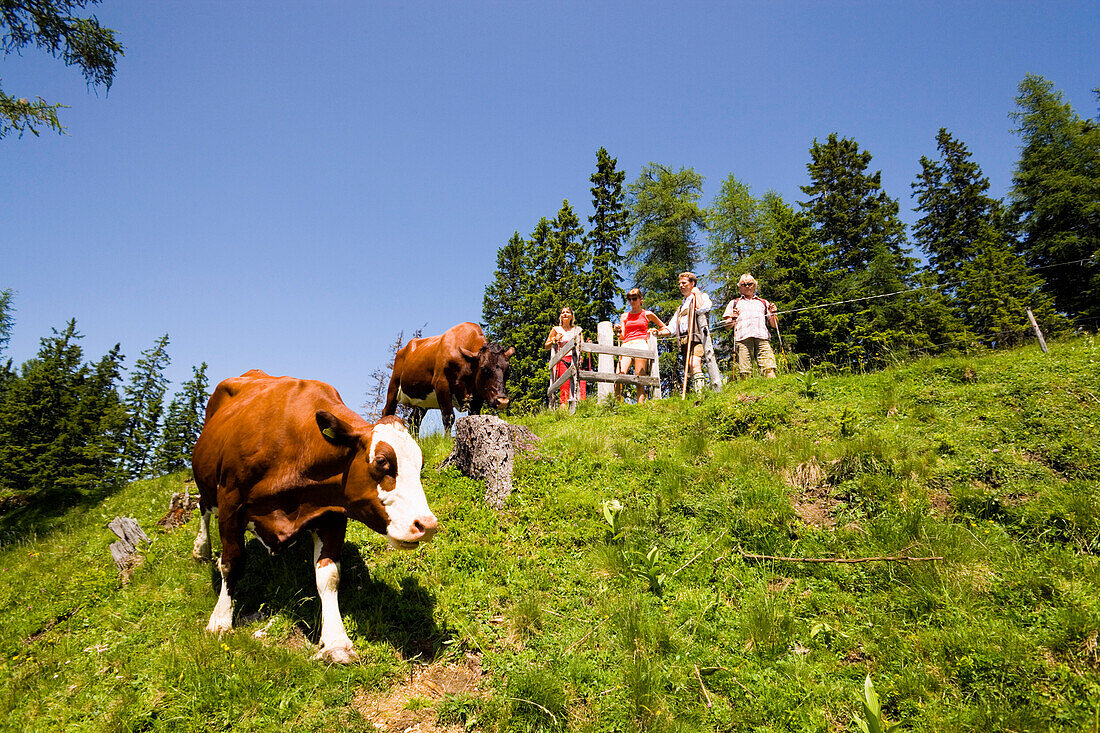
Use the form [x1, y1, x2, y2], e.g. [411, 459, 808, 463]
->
[0, 290, 209, 512]
[481, 74, 1098, 410]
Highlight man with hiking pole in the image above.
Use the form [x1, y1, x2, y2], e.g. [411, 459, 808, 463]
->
[662, 272, 722, 396]
[722, 273, 779, 379]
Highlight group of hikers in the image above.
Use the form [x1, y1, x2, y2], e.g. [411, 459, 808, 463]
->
[545, 271, 780, 405]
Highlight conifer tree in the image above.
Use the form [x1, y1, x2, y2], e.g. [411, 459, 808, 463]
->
[1009, 74, 1100, 323]
[0, 289, 15, 397]
[586, 148, 628, 324]
[483, 224, 551, 412]
[547, 200, 588, 321]
[913, 128, 1055, 345]
[0, 321, 125, 503]
[706, 175, 765, 308]
[800, 134, 922, 368]
[482, 232, 530, 346]
[0, 321, 85, 497]
[749, 194, 835, 367]
[67, 344, 127, 493]
[626, 163, 706, 319]
[154, 362, 209, 474]
[121, 334, 171, 480]
[0, 288, 13, 358]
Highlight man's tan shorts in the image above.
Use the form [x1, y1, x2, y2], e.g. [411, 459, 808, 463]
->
[736, 337, 776, 374]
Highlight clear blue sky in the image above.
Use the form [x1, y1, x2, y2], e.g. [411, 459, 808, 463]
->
[3, 1, 1097, 420]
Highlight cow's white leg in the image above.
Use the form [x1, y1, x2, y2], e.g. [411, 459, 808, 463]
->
[312, 531, 357, 663]
[206, 558, 234, 634]
[192, 508, 212, 560]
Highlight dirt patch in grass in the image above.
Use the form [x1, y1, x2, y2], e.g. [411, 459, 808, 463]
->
[354, 653, 485, 733]
[784, 458, 839, 528]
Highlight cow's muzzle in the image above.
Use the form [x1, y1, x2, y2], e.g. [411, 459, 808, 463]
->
[493, 396, 510, 409]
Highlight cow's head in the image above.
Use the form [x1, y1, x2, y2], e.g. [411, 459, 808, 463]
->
[315, 412, 438, 549]
[471, 342, 514, 410]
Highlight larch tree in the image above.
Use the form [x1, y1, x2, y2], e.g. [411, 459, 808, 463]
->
[626, 162, 706, 320]
[1009, 74, 1100, 324]
[0, 0, 124, 138]
[705, 174, 765, 308]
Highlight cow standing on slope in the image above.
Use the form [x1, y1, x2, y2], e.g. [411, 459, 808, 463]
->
[383, 322, 514, 436]
[192, 369, 438, 664]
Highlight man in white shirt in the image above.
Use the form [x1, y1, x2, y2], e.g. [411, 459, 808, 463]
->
[722, 273, 778, 379]
[664, 271, 722, 393]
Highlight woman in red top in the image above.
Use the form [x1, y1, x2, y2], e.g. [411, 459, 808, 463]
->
[613, 288, 669, 403]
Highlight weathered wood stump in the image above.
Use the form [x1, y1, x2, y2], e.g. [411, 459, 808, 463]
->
[157, 485, 200, 529]
[441, 416, 538, 509]
[107, 516, 150, 572]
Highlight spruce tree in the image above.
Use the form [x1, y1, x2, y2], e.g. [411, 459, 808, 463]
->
[67, 344, 127, 494]
[547, 200, 588, 321]
[154, 362, 210, 474]
[800, 134, 921, 368]
[0, 321, 125, 503]
[0, 289, 15, 398]
[586, 148, 628, 324]
[1009, 75, 1100, 323]
[121, 334, 171, 480]
[0, 321, 85, 497]
[750, 194, 835, 367]
[913, 128, 1055, 345]
[482, 232, 530, 347]
[0, 288, 13, 358]
[483, 223, 551, 412]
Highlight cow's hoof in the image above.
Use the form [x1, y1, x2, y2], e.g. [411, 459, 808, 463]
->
[315, 643, 359, 664]
[205, 619, 232, 636]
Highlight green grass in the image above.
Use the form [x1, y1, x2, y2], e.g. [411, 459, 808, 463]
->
[2, 337, 1099, 731]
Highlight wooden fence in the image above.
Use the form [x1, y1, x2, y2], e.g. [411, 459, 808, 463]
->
[547, 321, 662, 411]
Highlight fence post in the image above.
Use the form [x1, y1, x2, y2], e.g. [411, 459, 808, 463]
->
[648, 334, 662, 400]
[597, 321, 614, 401]
[1026, 308, 1049, 353]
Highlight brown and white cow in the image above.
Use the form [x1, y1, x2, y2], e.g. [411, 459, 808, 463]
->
[383, 322, 514, 436]
[191, 369, 437, 663]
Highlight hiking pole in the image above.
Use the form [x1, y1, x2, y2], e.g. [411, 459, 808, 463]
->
[681, 297, 696, 399]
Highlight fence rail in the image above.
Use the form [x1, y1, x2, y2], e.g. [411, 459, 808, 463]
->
[548, 322, 661, 410]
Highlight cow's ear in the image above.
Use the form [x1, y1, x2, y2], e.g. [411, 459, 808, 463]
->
[458, 345, 480, 361]
[504, 347, 515, 358]
[316, 410, 359, 447]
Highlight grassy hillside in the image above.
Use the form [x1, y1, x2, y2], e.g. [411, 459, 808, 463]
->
[2, 338, 1098, 732]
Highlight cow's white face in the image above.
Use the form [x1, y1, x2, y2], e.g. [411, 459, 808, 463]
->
[368, 420, 438, 548]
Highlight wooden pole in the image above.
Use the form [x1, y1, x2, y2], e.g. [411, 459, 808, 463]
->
[1026, 308, 1049, 353]
[650, 333, 662, 400]
[681, 298, 695, 399]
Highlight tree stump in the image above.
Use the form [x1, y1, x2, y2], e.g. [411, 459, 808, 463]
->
[107, 516, 150, 572]
[442, 415, 535, 509]
[157, 485, 200, 529]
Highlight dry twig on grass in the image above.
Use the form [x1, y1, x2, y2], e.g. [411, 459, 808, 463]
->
[737, 546, 943, 564]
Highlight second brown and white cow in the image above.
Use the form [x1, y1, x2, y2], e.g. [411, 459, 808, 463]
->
[191, 369, 437, 663]
[383, 322, 514, 435]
